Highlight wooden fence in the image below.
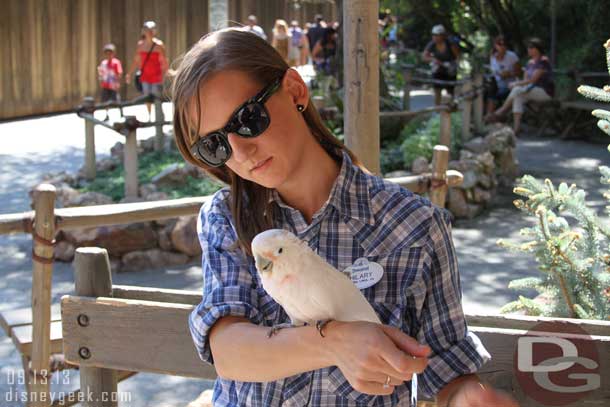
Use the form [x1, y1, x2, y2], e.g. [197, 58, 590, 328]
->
[0, 0, 336, 120]
[61, 248, 610, 407]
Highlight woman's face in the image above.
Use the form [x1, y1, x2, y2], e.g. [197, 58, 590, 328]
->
[494, 41, 506, 55]
[191, 69, 310, 189]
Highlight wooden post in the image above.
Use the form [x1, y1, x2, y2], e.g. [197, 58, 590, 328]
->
[123, 122, 139, 199]
[474, 73, 484, 133]
[29, 184, 56, 406]
[154, 98, 165, 152]
[74, 247, 118, 407]
[83, 97, 96, 180]
[460, 80, 473, 142]
[439, 109, 451, 147]
[402, 68, 412, 111]
[343, 0, 380, 174]
[430, 145, 449, 208]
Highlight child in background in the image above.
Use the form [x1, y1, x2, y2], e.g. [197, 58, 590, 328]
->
[97, 43, 123, 121]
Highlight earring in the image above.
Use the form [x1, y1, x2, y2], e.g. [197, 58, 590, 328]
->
[296, 104, 305, 112]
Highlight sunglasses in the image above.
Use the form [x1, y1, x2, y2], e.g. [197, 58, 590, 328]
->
[190, 77, 282, 167]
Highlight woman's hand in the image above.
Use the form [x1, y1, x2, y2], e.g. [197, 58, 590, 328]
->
[324, 321, 430, 396]
[445, 380, 518, 407]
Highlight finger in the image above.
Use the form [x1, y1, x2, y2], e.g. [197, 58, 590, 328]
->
[359, 371, 404, 387]
[381, 325, 431, 358]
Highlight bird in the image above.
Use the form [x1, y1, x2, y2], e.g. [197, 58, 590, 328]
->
[251, 228, 418, 406]
[251, 228, 381, 336]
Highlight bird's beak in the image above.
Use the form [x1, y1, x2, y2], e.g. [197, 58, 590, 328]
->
[255, 254, 273, 273]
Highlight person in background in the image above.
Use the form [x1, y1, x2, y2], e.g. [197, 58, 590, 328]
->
[306, 14, 326, 54]
[486, 35, 521, 115]
[97, 43, 123, 121]
[422, 24, 460, 106]
[271, 19, 291, 63]
[244, 15, 267, 41]
[312, 27, 338, 76]
[486, 37, 554, 136]
[125, 21, 168, 121]
[288, 20, 308, 67]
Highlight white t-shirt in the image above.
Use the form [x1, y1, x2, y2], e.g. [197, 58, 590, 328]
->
[490, 50, 519, 89]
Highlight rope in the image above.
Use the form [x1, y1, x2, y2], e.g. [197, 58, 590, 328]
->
[430, 178, 448, 191]
[30, 219, 58, 265]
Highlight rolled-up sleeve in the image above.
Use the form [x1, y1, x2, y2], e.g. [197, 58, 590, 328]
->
[417, 208, 491, 398]
[188, 192, 266, 365]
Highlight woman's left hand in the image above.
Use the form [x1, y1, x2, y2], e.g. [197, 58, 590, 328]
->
[447, 380, 519, 407]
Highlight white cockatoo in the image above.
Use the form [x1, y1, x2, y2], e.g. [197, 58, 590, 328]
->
[251, 228, 418, 405]
[251, 228, 381, 331]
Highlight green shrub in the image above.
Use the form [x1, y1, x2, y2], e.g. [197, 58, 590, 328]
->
[79, 150, 223, 201]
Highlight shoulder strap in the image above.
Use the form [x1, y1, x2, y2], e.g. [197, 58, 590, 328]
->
[141, 43, 156, 71]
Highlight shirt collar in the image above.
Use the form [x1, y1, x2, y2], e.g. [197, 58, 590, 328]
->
[270, 150, 375, 226]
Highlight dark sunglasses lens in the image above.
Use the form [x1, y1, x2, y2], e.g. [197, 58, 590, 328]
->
[196, 133, 231, 166]
[234, 102, 270, 137]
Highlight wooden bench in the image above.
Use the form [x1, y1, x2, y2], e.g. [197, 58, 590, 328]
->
[558, 100, 609, 139]
[62, 248, 610, 407]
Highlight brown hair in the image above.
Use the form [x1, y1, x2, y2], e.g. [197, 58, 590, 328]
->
[171, 28, 360, 255]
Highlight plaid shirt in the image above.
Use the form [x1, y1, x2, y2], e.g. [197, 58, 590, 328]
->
[189, 152, 490, 406]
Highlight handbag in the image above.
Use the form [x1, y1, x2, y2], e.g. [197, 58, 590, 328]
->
[134, 43, 156, 93]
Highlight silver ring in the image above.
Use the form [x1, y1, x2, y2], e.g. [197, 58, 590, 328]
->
[383, 375, 391, 388]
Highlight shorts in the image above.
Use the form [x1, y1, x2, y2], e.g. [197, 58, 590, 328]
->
[432, 71, 457, 94]
[141, 82, 163, 97]
[101, 88, 119, 103]
[288, 46, 300, 61]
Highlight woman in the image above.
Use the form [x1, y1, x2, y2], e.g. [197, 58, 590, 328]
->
[272, 19, 291, 63]
[126, 21, 168, 120]
[487, 35, 521, 114]
[486, 37, 554, 136]
[172, 28, 517, 407]
[422, 25, 460, 106]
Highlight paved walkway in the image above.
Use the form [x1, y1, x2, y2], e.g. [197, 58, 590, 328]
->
[0, 97, 607, 406]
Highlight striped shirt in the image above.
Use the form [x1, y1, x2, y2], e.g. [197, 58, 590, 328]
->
[189, 151, 490, 406]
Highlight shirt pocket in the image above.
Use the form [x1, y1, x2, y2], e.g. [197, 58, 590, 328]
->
[326, 302, 404, 406]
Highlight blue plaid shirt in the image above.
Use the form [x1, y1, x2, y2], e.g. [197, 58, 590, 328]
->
[189, 152, 490, 406]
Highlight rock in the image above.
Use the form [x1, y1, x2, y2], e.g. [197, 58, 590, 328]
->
[139, 183, 158, 198]
[54, 183, 81, 207]
[66, 191, 113, 207]
[151, 163, 188, 188]
[485, 125, 516, 152]
[54, 241, 75, 262]
[466, 203, 484, 218]
[447, 188, 469, 218]
[496, 147, 519, 186]
[463, 137, 487, 154]
[460, 170, 478, 189]
[121, 249, 190, 272]
[473, 187, 492, 204]
[63, 222, 157, 257]
[146, 192, 169, 201]
[42, 171, 75, 185]
[476, 151, 496, 174]
[119, 196, 146, 203]
[110, 142, 124, 160]
[477, 173, 494, 189]
[96, 157, 118, 172]
[139, 137, 156, 153]
[158, 227, 173, 251]
[459, 149, 475, 160]
[187, 390, 213, 407]
[170, 216, 202, 257]
[411, 157, 429, 175]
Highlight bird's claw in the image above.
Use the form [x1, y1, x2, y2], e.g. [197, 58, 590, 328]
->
[267, 323, 295, 338]
[315, 319, 333, 337]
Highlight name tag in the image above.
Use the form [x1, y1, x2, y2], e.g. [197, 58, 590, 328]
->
[344, 257, 383, 289]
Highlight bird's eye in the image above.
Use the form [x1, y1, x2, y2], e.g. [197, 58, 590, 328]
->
[277, 247, 283, 255]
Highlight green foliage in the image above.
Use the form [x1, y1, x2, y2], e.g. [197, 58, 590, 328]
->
[498, 40, 610, 320]
[79, 150, 223, 201]
[399, 112, 462, 168]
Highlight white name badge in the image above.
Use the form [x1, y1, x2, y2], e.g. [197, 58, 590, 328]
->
[344, 257, 383, 289]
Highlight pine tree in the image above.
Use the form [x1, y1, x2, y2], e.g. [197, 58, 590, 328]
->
[497, 40, 610, 320]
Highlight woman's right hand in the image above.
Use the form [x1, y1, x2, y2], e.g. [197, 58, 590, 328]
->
[324, 321, 430, 396]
